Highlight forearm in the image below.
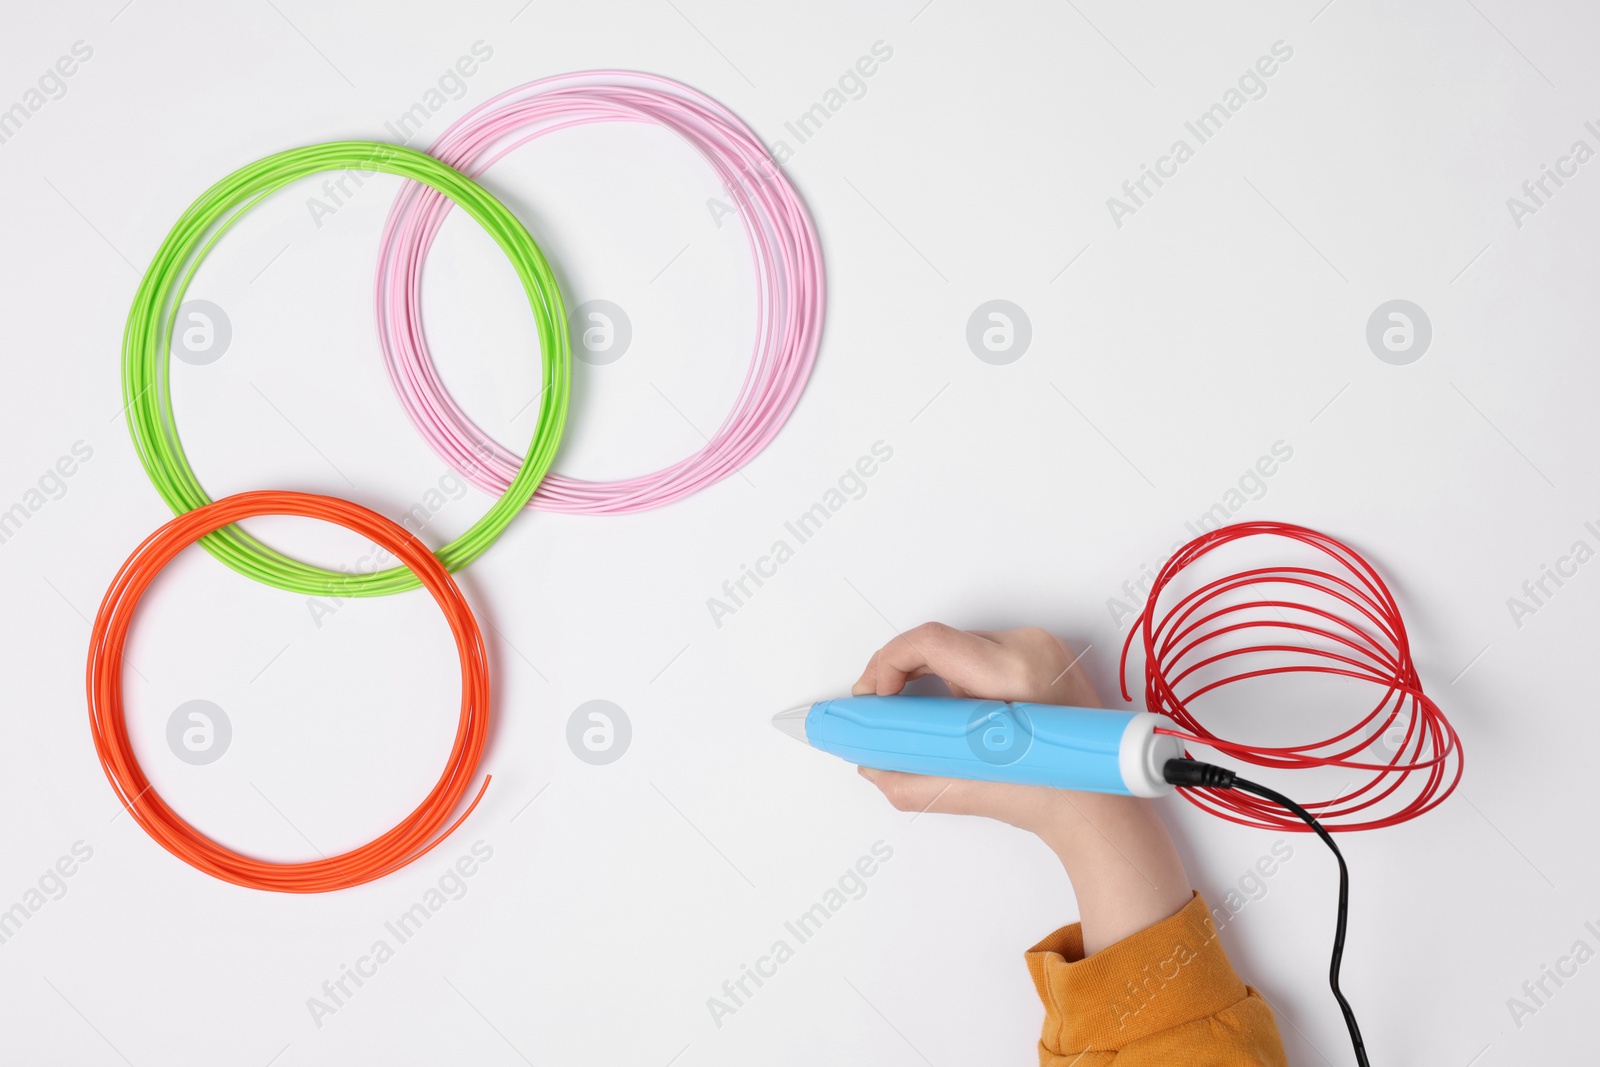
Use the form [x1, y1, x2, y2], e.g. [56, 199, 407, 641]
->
[1035, 792, 1192, 956]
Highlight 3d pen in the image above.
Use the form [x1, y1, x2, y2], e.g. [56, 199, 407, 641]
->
[772, 695, 1186, 797]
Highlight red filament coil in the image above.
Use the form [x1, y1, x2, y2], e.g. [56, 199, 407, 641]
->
[1120, 522, 1463, 832]
[87, 491, 492, 892]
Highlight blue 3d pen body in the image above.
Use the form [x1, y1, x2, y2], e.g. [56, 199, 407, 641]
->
[773, 695, 1186, 797]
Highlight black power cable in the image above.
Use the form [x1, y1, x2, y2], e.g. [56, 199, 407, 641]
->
[1164, 758, 1370, 1067]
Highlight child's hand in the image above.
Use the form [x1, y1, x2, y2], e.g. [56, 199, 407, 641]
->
[852, 622, 1193, 954]
[850, 624, 1099, 838]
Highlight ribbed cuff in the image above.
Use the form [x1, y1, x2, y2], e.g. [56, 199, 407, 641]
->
[1025, 892, 1250, 1053]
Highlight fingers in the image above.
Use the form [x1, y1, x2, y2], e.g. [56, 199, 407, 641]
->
[853, 622, 1018, 697]
[857, 766, 960, 814]
[851, 622, 1099, 706]
[857, 765, 1069, 832]
[850, 649, 932, 695]
[991, 627, 1100, 705]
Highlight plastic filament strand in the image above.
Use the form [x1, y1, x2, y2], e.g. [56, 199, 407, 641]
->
[123, 141, 569, 597]
[375, 70, 824, 514]
[87, 491, 492, 892]
[1120, 522, 1464, 832]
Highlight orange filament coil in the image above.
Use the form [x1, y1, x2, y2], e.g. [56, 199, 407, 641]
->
[87, 491, 491, 892]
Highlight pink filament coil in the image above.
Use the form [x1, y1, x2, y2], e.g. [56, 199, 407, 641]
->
[375, 71, 825, 514]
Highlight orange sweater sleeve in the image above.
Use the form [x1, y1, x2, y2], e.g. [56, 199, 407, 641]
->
[1024, 893, 1288, 1066]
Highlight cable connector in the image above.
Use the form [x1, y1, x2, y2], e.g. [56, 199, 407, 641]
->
[1162, 758, 1237, 789]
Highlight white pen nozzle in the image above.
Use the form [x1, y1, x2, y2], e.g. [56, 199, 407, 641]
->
[771, 704, 813, 743]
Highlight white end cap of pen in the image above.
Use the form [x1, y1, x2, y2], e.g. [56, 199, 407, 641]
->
[1119, 713, 1186, 797]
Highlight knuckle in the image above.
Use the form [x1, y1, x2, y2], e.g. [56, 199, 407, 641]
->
[909, 621, 955, 644]
[1019, 627, 1071, 666]
[1016, 626, 1065, 656]
[1000, 647, 1034, 679]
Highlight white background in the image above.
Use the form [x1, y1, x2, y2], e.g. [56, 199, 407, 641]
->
[1, 1, 1596, 1064]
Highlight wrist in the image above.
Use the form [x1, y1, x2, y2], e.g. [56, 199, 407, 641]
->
[1032, 792, 1195, 954]
[1031, 790, 1137, 855]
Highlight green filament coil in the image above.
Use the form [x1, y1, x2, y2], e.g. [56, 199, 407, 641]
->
[122, 141, 568, 596]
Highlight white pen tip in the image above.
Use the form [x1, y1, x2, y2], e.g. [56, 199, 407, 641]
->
[771, 704, 812, 743]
